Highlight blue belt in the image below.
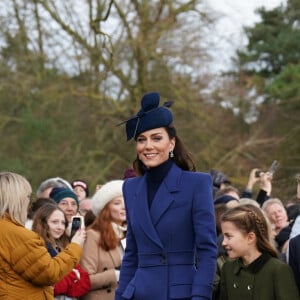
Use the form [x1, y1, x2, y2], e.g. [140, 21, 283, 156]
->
[138, 251, 195, 267]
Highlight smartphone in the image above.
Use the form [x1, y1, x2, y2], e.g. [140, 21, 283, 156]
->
[268, 160, 279, 176]
[255, 160, 279, 177]
[255, 170, 262, 178]
[70, 216, 84, 239]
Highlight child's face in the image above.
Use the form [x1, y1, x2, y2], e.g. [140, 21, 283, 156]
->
[47, 209, 66, 239]
[73, 186, 87, 201]
[221, 221, 250, 260]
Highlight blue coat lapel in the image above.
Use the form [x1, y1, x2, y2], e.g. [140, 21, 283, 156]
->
[134, 176, 163, 248]
[133, 164, 182, 249]
[150, 164, 181, 226]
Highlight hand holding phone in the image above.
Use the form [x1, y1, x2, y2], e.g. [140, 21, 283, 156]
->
[70, 216, 86, 247]
[70, 216, 85, 240]
[255, 160, 279, 178]
[71, 227, 86, 247]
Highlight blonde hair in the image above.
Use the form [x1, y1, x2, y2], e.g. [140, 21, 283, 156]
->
[0, 172, 32, 225]
[238, 198, 260, 207]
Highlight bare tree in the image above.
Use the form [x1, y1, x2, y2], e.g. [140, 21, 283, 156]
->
[2, 1, 212, 101]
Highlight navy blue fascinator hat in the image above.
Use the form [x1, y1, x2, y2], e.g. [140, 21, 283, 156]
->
[120, 92, 173, 141]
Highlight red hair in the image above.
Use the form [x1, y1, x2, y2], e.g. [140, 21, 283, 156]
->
[90, 205, 119, 251]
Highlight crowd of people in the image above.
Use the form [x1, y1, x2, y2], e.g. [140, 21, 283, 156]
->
[211, 168, 300, 299]
[0, 92, 300, 300]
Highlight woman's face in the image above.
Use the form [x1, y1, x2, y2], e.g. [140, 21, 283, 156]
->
[57, 197, 78, 222]
[136, 127, 175, 169]
[264, 203, 288, 232]
[108, 196, 126, 225]
[47, 209, 66, 239]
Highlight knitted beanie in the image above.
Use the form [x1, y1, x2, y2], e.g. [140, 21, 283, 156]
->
[50, 187, 79, 207]
[92, 180, 124, 216]
[71, 179, 89, 197]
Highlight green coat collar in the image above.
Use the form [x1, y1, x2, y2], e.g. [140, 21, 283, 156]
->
[233, 252, 271, 275]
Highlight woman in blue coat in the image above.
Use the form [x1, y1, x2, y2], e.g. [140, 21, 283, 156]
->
[115, 92, 217, 300]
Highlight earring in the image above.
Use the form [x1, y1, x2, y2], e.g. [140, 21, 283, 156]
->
[169, 150, 174, 158]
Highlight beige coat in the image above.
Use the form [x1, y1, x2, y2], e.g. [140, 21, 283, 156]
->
[0, 217, 82, 300]
[80, 229, 122, 300]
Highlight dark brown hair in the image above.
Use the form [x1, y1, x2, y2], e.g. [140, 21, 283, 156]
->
[27, 197, 56, 219]
[214, 203, 228, 236]
[133, 126, 196, 175]
[221, 204, 278, 258]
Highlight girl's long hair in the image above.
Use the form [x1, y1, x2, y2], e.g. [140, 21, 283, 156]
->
[133, 126, 196, 175]
[32, 203, 69, 249]
[221, 204, 278, 258]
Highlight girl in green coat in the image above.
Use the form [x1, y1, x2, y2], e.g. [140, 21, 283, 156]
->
[220, 204, 299, 300]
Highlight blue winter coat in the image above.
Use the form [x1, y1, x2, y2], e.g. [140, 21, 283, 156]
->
[115, 164, 217, 300]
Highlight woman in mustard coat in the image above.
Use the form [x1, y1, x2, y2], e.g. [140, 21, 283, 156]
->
[0, 171, 86, 300]
[115, 92, 217, 300]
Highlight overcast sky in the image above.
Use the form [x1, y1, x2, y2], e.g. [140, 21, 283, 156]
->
[205, 0, 286, 72]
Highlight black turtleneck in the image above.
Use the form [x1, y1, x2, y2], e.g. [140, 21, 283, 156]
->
[145, 159, 173, 208]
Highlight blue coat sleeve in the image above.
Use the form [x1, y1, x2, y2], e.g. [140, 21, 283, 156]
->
[289, 235, 300, 294]
[191, 173, 217, 299]
[115, 180, 138, 300]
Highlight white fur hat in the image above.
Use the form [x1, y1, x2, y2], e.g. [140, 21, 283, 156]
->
[91, 180, 124, 216]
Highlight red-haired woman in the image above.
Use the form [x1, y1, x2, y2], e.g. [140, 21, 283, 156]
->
[80, 180, 126, 300]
